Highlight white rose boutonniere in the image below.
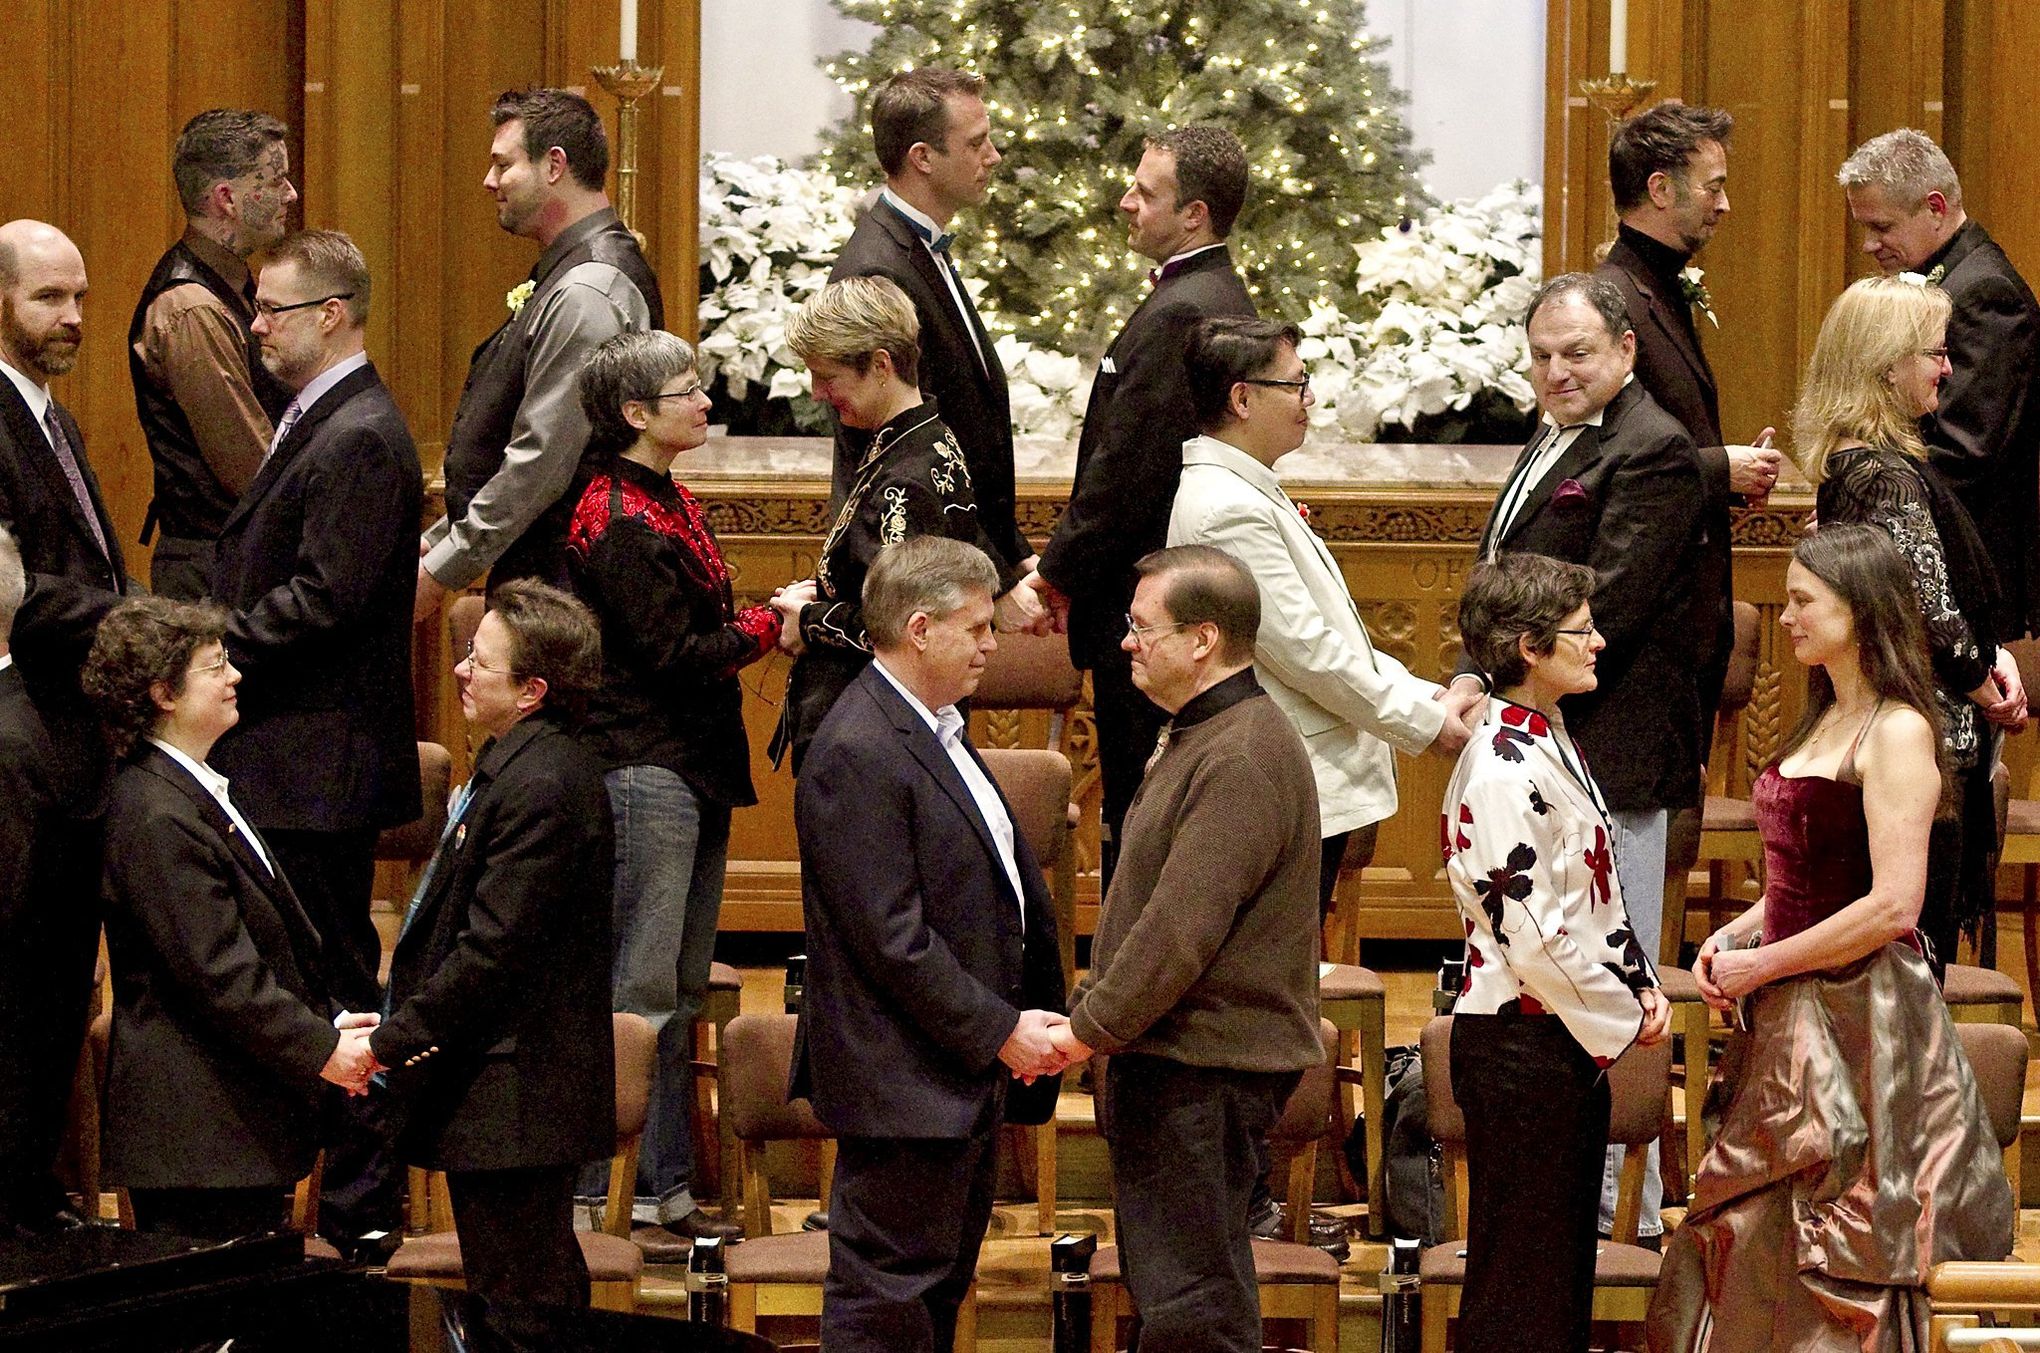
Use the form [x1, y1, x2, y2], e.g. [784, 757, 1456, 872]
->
[1679, 266, 1718, 329]
[506, 280, 536, 316]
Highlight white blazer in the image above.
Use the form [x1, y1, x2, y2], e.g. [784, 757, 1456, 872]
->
[1168, 435, 1445, 835]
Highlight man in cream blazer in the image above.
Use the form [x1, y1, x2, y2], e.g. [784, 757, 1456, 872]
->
[1168, 317, 1479, 909]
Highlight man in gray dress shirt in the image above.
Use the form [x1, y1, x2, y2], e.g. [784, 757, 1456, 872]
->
[416, 88, 663, 619]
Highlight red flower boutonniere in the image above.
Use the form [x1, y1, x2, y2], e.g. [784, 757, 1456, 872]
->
[1296, 501, 1311, 522]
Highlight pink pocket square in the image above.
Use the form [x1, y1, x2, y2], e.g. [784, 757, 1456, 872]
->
[1550, 477, 1589, 506]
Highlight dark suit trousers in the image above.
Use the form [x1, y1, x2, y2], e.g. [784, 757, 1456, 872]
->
[1450, 1013, 1609, 1353]
[1089, 652, 1168, 884]
[1102, 1054, 1299, 1353]
[446, 1165, 589, 1351]
[147, 534, 214, 602]
[823, 1102, 1000, 1353]
[267, 827, 380, 1009]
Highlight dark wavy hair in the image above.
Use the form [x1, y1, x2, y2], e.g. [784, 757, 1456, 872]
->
[1458, 552, 1598, 692]
[1775, 523, 1944, 769]
[82, 597, 230, 757]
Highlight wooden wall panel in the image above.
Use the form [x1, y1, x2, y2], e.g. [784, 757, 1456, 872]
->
[1945, 0, 2040, 287]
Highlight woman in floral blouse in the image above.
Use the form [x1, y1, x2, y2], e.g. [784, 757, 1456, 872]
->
[1791, 274, 2027, 973]
[769, 276, 995, 771]
[1444, 551, 1668, 1353]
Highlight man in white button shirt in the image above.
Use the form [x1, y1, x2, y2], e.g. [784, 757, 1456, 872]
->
[791, 535, 1068, 1353]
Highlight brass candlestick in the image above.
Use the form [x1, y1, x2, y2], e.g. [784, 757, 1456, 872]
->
[592, 59, 665, 239]
[1578, 73, 1658, 122]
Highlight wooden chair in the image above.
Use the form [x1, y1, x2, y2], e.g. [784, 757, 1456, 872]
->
[384, 1012, 657, 1313]
[972, 628, 1085, 753]
[447, 593, 486, 665]
[719, 1012, 974, 1346]
[1945, 962, 2026, 1027]
[1925, 1022, 2032, 1347]
[1320, 962, 1389, 1234]
[1681, 599, 1765, 946]
[370, 742, 453, 984]
[1418, 1016, 1672, 1352]
[695, 959, 746, 1219]
[1086, 1021, 1344, 1353]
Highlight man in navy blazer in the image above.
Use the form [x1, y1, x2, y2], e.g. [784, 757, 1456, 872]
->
[211, 230, 422, 1014]
[792, 535, 1068, 1353]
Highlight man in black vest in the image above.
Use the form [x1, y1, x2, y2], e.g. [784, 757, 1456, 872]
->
[129, 109, 298, 600]
[418, 88, 663, 621]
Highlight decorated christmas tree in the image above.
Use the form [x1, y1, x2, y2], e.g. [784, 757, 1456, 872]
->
[814, 0, 1428, 356]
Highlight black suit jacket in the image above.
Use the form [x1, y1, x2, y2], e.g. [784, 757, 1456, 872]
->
[1037, 246, 1257, 667]
[375, 714, 615, 1173]
[209, 362, 424, 832]
[791, 664, 1067, 1137]
[98, 745, 340, 1188]
[0, 377, 126, 796]
[1473, 382, 1707, 811]
[1598, 232, 1739, 736]
[1920, 219, 2040, 637]
[828, 198, 1028, 574]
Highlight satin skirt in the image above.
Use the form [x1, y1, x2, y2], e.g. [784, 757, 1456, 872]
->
[1647, 943, 2014, 1352]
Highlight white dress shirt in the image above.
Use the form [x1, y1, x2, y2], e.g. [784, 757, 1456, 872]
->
[880, 187, 989, 375]
[871, 657, 1026, 927]
[267, 349, 370, 459]
[0, 359, 54, 450]
[147, 736, 275, 875]
[1486, 375, 1634, 554]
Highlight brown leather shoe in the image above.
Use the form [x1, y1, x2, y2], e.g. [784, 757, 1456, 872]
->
[630, 1223, 694, 1264]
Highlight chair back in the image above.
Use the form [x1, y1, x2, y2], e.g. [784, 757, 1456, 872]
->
[375, 743, 453, 862]
[1269, 1019, 1340, 1147]
[1957, 1022, 2029, 1150]
[448, 593, 486, 669]
[1420, 1015, 1670, 1147]
[1720, 600, 1761, 715]
[613, 1012, 657, 1145]
[973, 631, 1083, 710]
[722, 1013, 830, 1143]
[979, 749, 1072, 866]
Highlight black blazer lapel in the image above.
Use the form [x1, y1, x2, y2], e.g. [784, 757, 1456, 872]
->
[136, 747, 324, 950]
[1640, 280, 1717, 400]
[222, 363, 381, 533]
[875, 206, 996, 390]
[0, 384, 106, 565]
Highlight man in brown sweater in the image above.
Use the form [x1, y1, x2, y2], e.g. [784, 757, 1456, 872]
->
[1052, 543, 1323, 1353]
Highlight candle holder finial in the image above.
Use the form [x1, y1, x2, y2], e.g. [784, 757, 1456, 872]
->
[1578, 74, 1658, 122]
[593, 59, 665, 240]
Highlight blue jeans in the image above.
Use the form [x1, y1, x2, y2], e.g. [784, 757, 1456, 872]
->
[580, 766, 731, 1224]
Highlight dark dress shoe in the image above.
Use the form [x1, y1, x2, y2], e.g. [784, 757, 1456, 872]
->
[665, 1207, 743, 1243]
[630, 1224, 695, 1264]
[802, 1209, 828, 1232]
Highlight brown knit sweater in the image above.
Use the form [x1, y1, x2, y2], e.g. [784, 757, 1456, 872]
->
[1069, 684, 1324, 1070]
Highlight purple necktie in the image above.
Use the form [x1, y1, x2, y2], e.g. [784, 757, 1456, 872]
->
[42, 405, 109, 562]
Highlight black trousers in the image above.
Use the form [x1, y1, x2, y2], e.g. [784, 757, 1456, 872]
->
[446, 1165, 588, 1353]
[266, 826, 381, 1009]
[1102, 1053, 1300, 1353]
[130, 1185, 291, 1240]
[1450, 1013, 1609, 1353]
[1920, 736, 1998, 979]
[146, 534, 214, 602]
[1088, 653, 1168, 887]
[823, 1105, 1000, 1353]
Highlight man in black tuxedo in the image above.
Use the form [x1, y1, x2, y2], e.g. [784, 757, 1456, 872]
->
[1597, 102, 1782, 743]
[792, 535, 1068, 1353]
[1026, 125, 1257, 881]
[0, 221, 125, 1236]
[373, 581, 614, 1352]
[1842, 127, 2040, 643]
[213, 230, 422, 1013]
[1452, 275, 1704, 1247]
[827, 69, 1035, 604]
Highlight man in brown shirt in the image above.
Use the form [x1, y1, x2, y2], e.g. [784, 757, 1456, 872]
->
[1053, 544, 1323, 1353]
[128, 109, 297, 598]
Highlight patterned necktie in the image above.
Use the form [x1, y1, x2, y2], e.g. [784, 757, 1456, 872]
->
[264, 399, 302, 467]
[42, 405, 109, 561]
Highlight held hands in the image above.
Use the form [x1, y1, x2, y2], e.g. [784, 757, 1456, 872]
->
[994, 578, 1049, 635]
[770, 579, 819, 656]
[1634, 987, 1672, 1046]
[321, 1021, 381, 1096]
[999, 1008, 1090, 1084]
[1010, 570, 1069, 637]
[1727, 428, 1781, 507]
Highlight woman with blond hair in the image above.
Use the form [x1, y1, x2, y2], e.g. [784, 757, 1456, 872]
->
[1788, 273, 2024, 972]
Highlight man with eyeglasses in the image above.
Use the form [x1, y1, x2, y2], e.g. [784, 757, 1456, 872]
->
[129, 109, 300, 599]
[1841, 128, 2040, 641]
[416, 88, 662, 621]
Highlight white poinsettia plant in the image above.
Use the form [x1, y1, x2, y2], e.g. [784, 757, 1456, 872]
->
[697, 157, 1540, 444]
[1297, 181, 1542, 441]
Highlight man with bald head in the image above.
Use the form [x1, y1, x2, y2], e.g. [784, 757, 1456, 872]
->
[0, 220, 125, 1234]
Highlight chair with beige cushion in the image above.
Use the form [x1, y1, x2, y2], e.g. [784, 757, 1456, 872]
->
[1923, 1021, 2030, 1344]
[385, 1012, 657, 1313]
[1319, 961, 1389, 1234]
[1418, 1015, 1672, 1352]
[695, 960, 746, 1217]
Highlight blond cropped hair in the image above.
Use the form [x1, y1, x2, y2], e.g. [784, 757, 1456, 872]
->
[1790, 275, 1950, 483]
[786, 275, 922, 385]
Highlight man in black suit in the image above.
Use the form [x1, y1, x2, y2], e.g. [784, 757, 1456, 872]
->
[827, 69, 1035, 604]
[372, 581, 614, 1352]
[1597, 102, 1782, 741]
[1842, 127, 2040, 643]
[214, 229, 422, 1013]
[0, 221, 124, 1236]
[1026, 125, 1257, 880]
[792, 535, 1068, 1353]
[1450, 273, 1706, 1247]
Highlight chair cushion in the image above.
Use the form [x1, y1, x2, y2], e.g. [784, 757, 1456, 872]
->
[1091, 1240, 1339, 1285]
[1421, 1239, 1660, 1287]
[385, 1229, 644, 1284]
[708, 961, 742, 993]
[1943, 963, 2021, 1005]
[725, 1230, 831, 1283]
[1656, 967, 1701, 1003]
[1319, 964, 1385, 1001]
[1701, 796, 1757, 832]
[304, 1236, 343, 1262]
[2007, 798, 2040, 839]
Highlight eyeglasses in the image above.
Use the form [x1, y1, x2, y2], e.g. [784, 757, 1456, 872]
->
[1241, 373, 1312, 396]
[254, 293, 354, 320]
[188, 651, 230, 676]
[1920, 346, 1949, 360]
[638, 384, 704, 405]
[1554, 622, 1600, 641]
[461, 640, 516, 676]
[1124, 614, 1190, 646]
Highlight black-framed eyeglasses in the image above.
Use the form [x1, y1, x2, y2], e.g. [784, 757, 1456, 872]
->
[1242, 374, 1312, 395]
[1124, 614, 1189, 645]
[254, 293, 353, 320]
[637, 384, 704, 405]
[1920, 346, 1949, 360]
[1554, 622, 1599, 641]
[461, 640, 516, 676]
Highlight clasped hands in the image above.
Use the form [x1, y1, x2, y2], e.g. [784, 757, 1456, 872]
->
[320, 1010, 385, 1096]
[996, 562, 1068, 637]
[999, 1008, 1092, 1084]
[769, 579, 819, 656]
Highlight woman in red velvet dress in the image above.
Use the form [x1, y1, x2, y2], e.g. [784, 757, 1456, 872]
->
[1648, 524, 2012, 1350]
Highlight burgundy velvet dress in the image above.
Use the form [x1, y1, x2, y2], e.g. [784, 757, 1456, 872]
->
[1648, 765, 2014, 1350]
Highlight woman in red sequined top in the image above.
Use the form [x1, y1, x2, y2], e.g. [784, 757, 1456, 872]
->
[560, 329, 787, 1243]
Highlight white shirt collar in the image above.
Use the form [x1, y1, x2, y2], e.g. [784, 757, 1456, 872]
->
[0, 654, 13, 674]
[0, 360, 50, 425]
[1185, 433, 1284, 491]
[1162, 242, 1227, 270]
[147, 736, 231, 800]
[879, 187, 946, 242]
[291, 350, 369, 420]
[871, 655, 956, 737]
[1539, 373, 1634, 430]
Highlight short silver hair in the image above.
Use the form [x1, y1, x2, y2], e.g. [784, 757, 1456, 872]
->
[1837, 129, 1962, 211]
